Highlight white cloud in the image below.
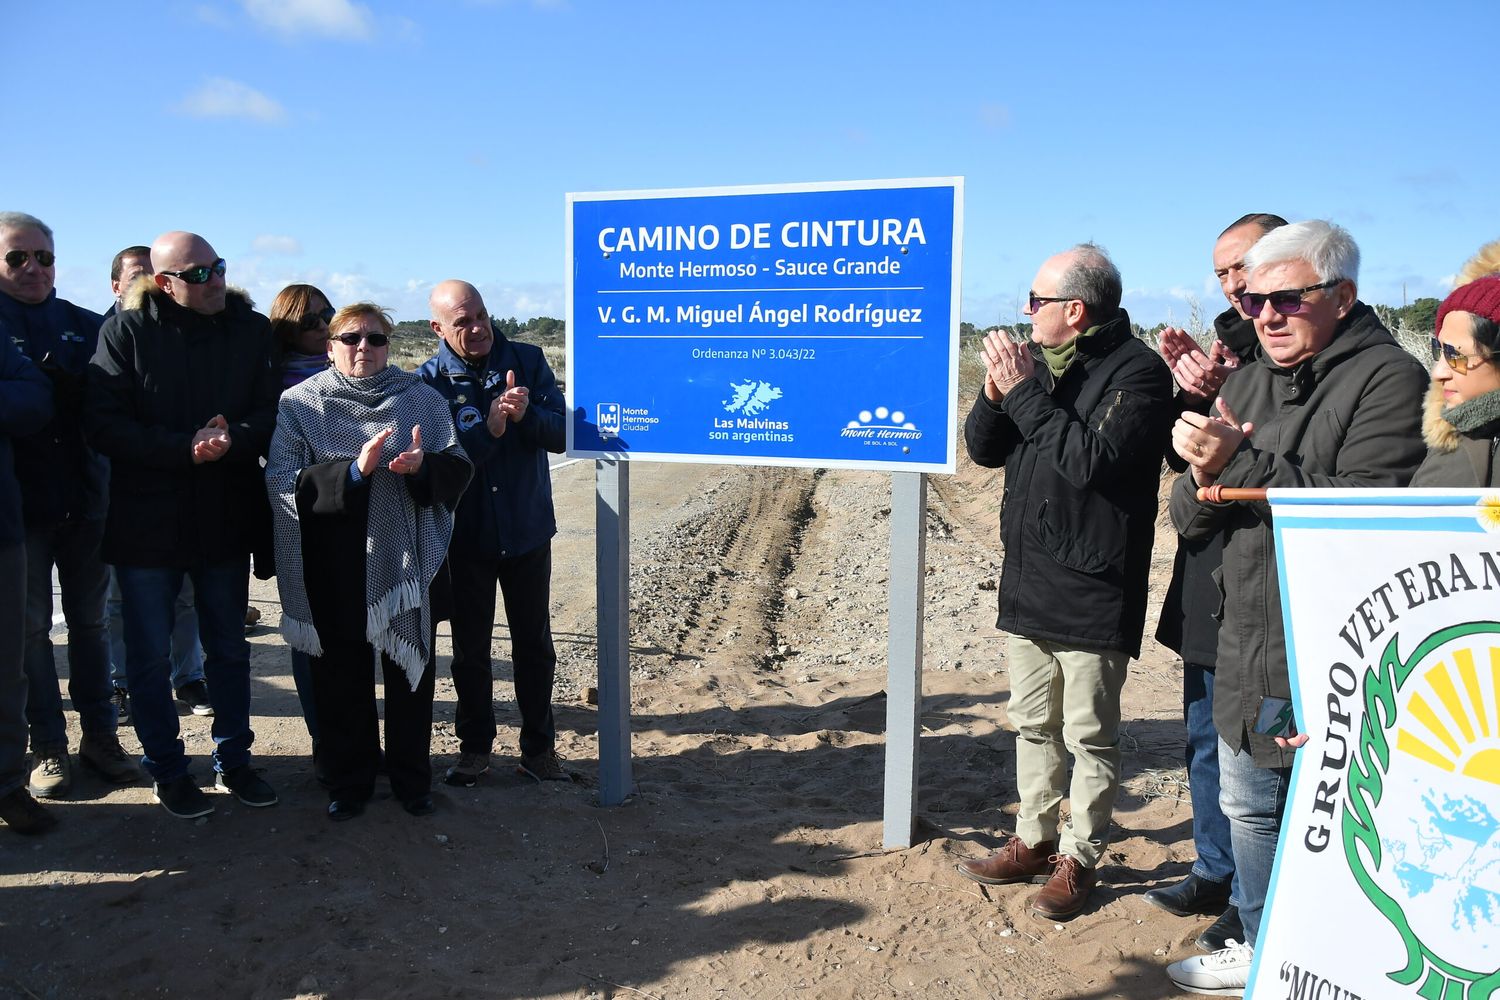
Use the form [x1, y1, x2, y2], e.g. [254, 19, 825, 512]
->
[193, 4, 234, 27]
[175, 77, 286, 124]
[978, 102, 1012, 130]
[252, 235, 303, 256]
[241, 0, 374, 40]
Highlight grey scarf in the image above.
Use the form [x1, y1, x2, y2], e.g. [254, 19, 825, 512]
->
[266, 364, 462, 690]
[1442, 386, 1500, 438]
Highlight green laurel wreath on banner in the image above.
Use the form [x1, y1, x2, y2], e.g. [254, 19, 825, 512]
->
[1343, 622, 1500, 1000]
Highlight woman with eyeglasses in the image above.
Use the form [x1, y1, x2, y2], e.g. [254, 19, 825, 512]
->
[1412, 276, 1500, 486]
[266, 284, 335, 760]
[266, 303, 471, 821]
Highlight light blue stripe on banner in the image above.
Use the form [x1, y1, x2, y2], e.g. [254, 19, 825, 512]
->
[1272, 515, 1486, 532]
[1267, 490, 1492, 506]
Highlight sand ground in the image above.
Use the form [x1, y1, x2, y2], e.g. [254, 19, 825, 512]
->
[0, 440, 1217, 1000]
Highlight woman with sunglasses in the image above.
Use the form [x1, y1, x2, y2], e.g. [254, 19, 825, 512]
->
[266, 284, 335, 758]
[1412, 276, 1500, 486]
[266, 303, 471, 820]
[269, 284, 336, 391]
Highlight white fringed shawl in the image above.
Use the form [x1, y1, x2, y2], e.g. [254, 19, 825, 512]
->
[266, 365, 460, 690]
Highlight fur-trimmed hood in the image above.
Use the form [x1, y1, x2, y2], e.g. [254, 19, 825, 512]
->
[1422, 378, 1500, 453]
[120, 274, 255, 313]
[1422, 380, 1460, 453]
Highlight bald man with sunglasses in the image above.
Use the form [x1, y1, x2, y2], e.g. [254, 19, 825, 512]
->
[85, 231, 281, 820]
[1164, 220, 1427, 994]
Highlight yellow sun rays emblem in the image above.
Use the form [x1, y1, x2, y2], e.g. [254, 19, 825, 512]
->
[1477, 494, 1500, 532]
[1396, 645, 1500, 785]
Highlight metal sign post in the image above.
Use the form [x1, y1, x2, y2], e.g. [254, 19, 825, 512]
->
[883, 471, 927, 849]
[595, 457, 632, 805]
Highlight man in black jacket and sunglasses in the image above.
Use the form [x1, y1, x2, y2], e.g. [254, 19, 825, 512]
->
[86, 231, 280, 820]
[959, 243, 1175, 920]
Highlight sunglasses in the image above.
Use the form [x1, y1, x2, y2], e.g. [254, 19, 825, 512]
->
[1027, 291, 1076, 313]
[331, 332, 389, 347]
[298, 305, 336, 331]
[3, 249, 55, 268]
[1238, 278, 1342, 317]
[158, 258, 227, 284]
[1431, 337, 1489, 375]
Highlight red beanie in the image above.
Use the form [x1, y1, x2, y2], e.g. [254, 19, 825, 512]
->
[1435, 275, 1500, 338]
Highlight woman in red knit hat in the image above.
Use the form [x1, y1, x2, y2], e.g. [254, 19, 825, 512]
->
[1412, 275, 1500, 485]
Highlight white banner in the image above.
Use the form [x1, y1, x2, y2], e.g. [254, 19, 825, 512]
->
[1252, 489, 1500, 999]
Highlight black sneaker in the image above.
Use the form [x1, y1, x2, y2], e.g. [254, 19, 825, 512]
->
[215, 765, 278, 807]
[444, 751, 490, 787]
[113, 686, 131, 724]
[0, 787, 58, 835]
[175, 680, 213, 716]
[153, 776, 215, 819]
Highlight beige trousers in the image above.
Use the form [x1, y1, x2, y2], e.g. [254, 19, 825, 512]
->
[1006, 635, 1129, 868]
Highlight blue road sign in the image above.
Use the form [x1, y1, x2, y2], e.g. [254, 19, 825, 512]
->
[566, 178, 962, 473]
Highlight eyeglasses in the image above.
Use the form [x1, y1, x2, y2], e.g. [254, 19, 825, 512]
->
[1431, 337, 1489, 375]
[1238, 278, 1342, 317]
[158, 258, 227, 285]
[298, 306, 336, 331]
[3, 249, 55, 269]
[1027, 291, 1076, 314]
[331, 332, 389, 347]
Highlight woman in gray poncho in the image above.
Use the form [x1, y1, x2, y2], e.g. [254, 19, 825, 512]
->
[267, 303, 471, 821]
[1413, 276, 1500, 487]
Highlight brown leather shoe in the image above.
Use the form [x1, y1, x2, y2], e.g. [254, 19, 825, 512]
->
[1031, 854, 1096, 919]
[956, 836, 1056, 885]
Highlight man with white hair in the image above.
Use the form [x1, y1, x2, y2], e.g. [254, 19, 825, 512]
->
[1164, 221, 1427, 994]
[86, 231, 280, 820]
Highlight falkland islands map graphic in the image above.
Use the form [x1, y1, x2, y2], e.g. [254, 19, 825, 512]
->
[1349, 621, 1500, 999]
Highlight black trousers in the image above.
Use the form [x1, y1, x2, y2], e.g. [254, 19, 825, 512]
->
[311, 634, 435, 803]
[447, 541, 556, 758]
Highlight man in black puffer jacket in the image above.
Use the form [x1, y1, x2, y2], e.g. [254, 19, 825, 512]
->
[85, 231, 280, 820]
[957, 243, 1175, 920]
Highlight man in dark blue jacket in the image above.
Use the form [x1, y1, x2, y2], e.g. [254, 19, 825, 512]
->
[0, 335, 54, 833]
[419, 280, 567, 784]
[0, 212, 139, 800]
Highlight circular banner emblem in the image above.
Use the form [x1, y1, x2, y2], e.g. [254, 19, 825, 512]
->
[1348, 622, 1500, 998]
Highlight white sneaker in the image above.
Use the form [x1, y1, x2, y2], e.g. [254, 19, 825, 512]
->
[1166, 939, 1253, 996]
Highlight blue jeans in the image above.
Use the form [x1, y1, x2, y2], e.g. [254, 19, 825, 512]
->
[116, 558, 255, 782]
[23, 520, 114, 751]
[1184, 663, 1239, 904]
[108, 568, 203, 690]
[1217, 737, 1290, 947]
[0, 543, 29, 797]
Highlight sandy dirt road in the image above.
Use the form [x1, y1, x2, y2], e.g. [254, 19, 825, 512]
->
[1, 447, 1210, 1000]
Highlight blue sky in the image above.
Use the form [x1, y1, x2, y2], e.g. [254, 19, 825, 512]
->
[8, 0, 1498, 328]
